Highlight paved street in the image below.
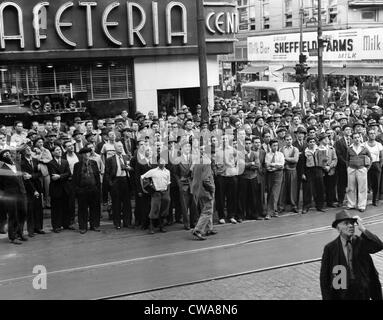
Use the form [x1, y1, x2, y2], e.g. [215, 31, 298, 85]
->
[0, 205, 382, 300]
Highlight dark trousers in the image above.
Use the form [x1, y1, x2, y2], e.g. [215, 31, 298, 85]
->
[111, 177, 132, 227]
[302, 178, 313, 210]
[307, 167, 325, 210]
[337, 164, 348, 204]
[216, 176, 238, 219]
[168, 182, 182, 223]
[324, 172, 337, 205]
[296, 169, 304, 208]
[238, 177, 263, 219]
[7, 195, 27, 241]
[278, 169, 298, 211]
[266, 170, 283, 214]
[369, 162, 381, 203]
[149, 190, 171, 220]
[136, 193, 151, 227]
[102, 176, 110, 204]
[26, 194, 43, 234]
[179, 184, 197, 228]
[51, 194, 70, 229]
[77, 188, 101, 230]
[215, 175, 225, 219]
[0, 202, 7, 233]
[67, 185, 76, 225]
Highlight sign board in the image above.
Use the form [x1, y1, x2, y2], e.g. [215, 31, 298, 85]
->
[308, 49, 318, 57]
[0, 0, 237, 60]
[248, 28, 383, 62]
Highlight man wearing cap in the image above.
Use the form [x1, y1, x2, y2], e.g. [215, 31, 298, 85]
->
[0, 149, 28, 244]
[44, 131, 58, 153]
[73, 147, 101, 234]
[276, 126, 287, 150]
[320, 211, 383, 300]
[335, 124, 353, 207]
[252, 115, 269, 140]
[121, 127, 136, 157]
[54, 113, 67, 133]
[72, 129, 85, 154]
[346, 132, 372, 212]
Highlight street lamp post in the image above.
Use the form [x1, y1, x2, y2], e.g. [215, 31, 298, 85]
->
[317, 0, 324, 106]
[196, 0, 209, 123]
[299, 0, 304, 107]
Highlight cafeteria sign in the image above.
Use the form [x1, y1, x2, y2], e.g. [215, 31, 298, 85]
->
[248, 29, 369, 62]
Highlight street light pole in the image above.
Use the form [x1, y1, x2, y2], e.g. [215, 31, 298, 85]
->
[299, 0, 304, 107]
[317, 0, 324, 106]
[196, 0, 209, 123]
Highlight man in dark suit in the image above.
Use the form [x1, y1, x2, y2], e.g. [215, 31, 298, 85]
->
[48, 144, 72, 233]
[20, 145, 45, 237]
[121, 128, 137, 157]
[293, 127, 308, 210]
[73, 147, 101, 234]
[0, 149, 28, 244]
[320, 211, 383, 300]
[335, 124, 352, 207]
[175, 142, 196, 230]
[252, 116, 270, 140]
[104, 141, 133, 229]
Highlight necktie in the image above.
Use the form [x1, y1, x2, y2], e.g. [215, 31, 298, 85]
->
[346, 137, 351, 147]
[57, 159, 61, 166]
[271, 152, 276, 164]
[346, 240, 355, 279]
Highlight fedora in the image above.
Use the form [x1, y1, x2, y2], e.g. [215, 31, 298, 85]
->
[332, 210, 357, 228]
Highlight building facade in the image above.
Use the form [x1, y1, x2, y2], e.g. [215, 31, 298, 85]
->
[0, 0, 237, 119]
[219, 0, 383, 101]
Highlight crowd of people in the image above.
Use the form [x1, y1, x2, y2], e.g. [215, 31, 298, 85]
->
[1, 92, 383, 244]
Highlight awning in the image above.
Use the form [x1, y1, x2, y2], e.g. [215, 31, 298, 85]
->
[309, 66, 383, 76]
[239, 66, 267, 74]
[275, 66, 296, 73]
[349, 0, 383, 7]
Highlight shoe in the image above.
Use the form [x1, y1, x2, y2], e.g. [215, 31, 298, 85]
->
[219, 219, 226, 224]
[10, 239, 22, 245]
[192, 231, 206, 240]
[64, 226, 76, 231]
[291, 208, 299, 213]
[115, 226, 121, 230]
[19, 235, 28, 241]
[317, 208, 327, 213]
[327, 203, 336, 208]
[159, 227, 167, 233]
[337, 203, 343, 208]
[372, 201, 378, 207]
[184, 226, 191, 231]
[255, 217, 264, 220]
[271, 213, 279, 218]
[230, 218, 237, 224]
[264, 215, 271, 220]
[345, 207, 354, 210]
[90, 228, 101, 232]
[206, 230, 218, 236]
[148, 229, 155, 235]
[359, 209, 365, 213]
[301, 209, 309, 214]
[35, 230, 46, 235]
[79, 229, 87, 234]
[28, 233, 35, 238]
[237, 219, 243, 223]
[53, 228, 61, 233]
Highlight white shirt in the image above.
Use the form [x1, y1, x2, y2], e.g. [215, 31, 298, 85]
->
[141, 167, 171, 191]
[265, 151, 285, 171]
[66, 152, 79, 174]
[364, 141, 383, 162]
[116, 154, 127, 177]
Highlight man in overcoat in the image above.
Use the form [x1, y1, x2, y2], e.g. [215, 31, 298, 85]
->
[320, 210, 383, 300]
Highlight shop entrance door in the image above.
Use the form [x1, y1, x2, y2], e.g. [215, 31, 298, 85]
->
[157, 89, 180, 116]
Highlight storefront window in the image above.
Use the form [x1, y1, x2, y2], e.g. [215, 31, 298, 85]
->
[284, 0, 293, 28]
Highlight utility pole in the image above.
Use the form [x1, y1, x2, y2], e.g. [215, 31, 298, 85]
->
[317, 0, 324, 106]
[196, 0, 209, 123]
[299, 0, 304, 107]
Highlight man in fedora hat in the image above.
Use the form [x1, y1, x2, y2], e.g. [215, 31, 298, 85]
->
[320, 211, 383, 300]
[0, 149, 28, 244]
[73, 147, 101, 234]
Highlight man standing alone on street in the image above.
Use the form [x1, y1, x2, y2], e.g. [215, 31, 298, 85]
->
[320, 211, 383, 300]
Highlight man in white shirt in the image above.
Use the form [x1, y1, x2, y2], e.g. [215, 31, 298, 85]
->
[10, 121, 28, 149]
[141, 158, 171, 234]
[265, 139, 285, 218]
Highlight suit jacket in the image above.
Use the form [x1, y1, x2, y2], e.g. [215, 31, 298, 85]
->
[293, 140, 307, 178]
[320, 230, 383, 300]
[104, 154, 132, 187]
[239, 149, 266, 182]
[121, 137, 137, 157]
[335, 136, 349, 167]
[134, 154, 156, 193]
[175, 155, 193, 190]
[252, 126, 269, 140]
[0, 162, 27, 197]
[47, 158, 71, 198]
[190, 157, 215, 201]
[20, 156, 43, 195]
[72, 160, 101, 194]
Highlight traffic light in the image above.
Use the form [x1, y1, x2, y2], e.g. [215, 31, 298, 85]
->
[299, 53, 307, 64]
[294, 57, 310, 84]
